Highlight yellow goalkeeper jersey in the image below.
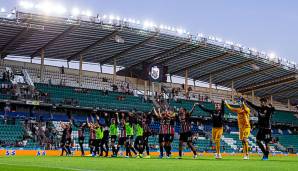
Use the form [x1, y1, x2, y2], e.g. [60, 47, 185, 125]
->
[226, 102, 251, 128]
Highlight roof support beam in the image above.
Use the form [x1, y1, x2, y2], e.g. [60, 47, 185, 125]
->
[0, 27, 30, 58]
[124, 42, 189, 70]
[238, 73, 298, 93]
[171, 51, 232, 75]
[194, 59, 254, 80]
[67, 30, 119, 62]
[99, 32, 159, 65]
[215, 66, 278, 85]
[31, 24, 80, 58]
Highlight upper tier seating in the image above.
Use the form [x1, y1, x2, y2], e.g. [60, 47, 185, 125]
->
[35, 83, 153, 112]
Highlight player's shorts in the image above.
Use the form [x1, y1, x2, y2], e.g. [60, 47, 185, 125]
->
[110, 135, 117, 142]
[65, 138, 72, 146]
[159, 134, 164, 143]
[239, 127, 251, 140]
[94, 139, 102, 147]
[118, 137, 126, 145]
[143, 134, 149, 144]
[179, 132, 192, 142]
[135, 136, 143, 145]
[103, 133, 109, 142]
[126, 135, 134, 144]
[256, 128, 272, 143]
[78, 137, 84, 144]
[89, 139, 95, 147]
[164, 134, 174, 142]
[60, 138, 66, 145]
[212, 127, 223, 142]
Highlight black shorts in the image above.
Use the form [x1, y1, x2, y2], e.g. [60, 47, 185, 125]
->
[89, 139, 95, 147]
[66, 138, 72, 145]
[94, 139, 102, 147]
[110, 135, 117, 142]
[179, 132, 192, 142]
[164, 134, 174, 142]
[60, 138, 66, 145]
[159, 134, 174, 143]
[126, 135, 134, 144]
[118, 137, 126, 146]
[78, 137, 84, 144]
[143, 135, 149, 144]
[159, 134, 164, 143]
[256, 128, 272, 143]
[135, 136, 143, 145]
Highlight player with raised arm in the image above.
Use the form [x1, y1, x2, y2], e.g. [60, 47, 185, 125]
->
[134, 114, 144, 158]
[125, 112, 137, 158]
[86, 117, 96, 156]
[110, 112, 119, 157]
[153, 107, 165, 158]
[72, 120, 87, 156]
[225, 99, 251, 160]
[197, 100, 225, 159]
[153, 108, 175, 158]
[101, 113, 110, 157]
[115, 113, 126, 157]
[177, 103, 198, 159]
[60, 122, 68, 156]
[243, 97, 275, 160]
[142, 113, 152, 158]
[61, 121, 72, 156]
[95, 115, 104, 157]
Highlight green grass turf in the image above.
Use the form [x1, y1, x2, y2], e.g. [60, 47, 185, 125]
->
[0, 156, 297, 171]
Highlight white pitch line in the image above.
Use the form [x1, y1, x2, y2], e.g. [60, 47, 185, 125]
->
[0, 162, 99, 171]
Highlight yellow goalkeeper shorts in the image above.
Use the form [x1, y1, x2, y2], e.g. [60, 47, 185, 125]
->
[212, 127, 223, 142]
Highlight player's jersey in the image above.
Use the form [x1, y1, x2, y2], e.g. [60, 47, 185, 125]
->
[89, 128, 96, 140]
[226, 103, 250, 128]
[62, 128, 67, 140]
[245, 101, 275, 129]
[257, 107, 274, 129]
[119, 120, 126, 138]
[179, 113, 192, 133]
[211, 112, 224, 128]
[125, 123, 134, 136]
[66, 127, 72, 139]
[95, 127, 104, 140]
[136, 123, 144, 137]
[198, 101, 225, 128]
[77, 126, 85, 138]
[109, 123, 118, 136]
[142, 120, 151, 134]
[160, 118, 174, 135]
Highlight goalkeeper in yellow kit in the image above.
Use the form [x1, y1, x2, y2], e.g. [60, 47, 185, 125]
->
[225, 98, 251, 160]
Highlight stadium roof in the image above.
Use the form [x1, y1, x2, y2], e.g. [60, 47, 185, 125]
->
[0, 11, 297, 104]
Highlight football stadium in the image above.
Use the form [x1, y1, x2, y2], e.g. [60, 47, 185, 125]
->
[0, 1, 298, 171]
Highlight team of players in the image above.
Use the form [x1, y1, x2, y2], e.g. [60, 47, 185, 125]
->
[60, 97, 275, 160]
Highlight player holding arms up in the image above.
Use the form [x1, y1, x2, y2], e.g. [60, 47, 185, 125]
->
[225, 99, 251, 160]
[197, 100, 225, 159]
[243, 97, 275, 160]
[110, 113, 118, 157]
[177, 104, 198, 159]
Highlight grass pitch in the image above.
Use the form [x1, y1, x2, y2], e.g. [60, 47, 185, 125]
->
[0, 155, 297, 171]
